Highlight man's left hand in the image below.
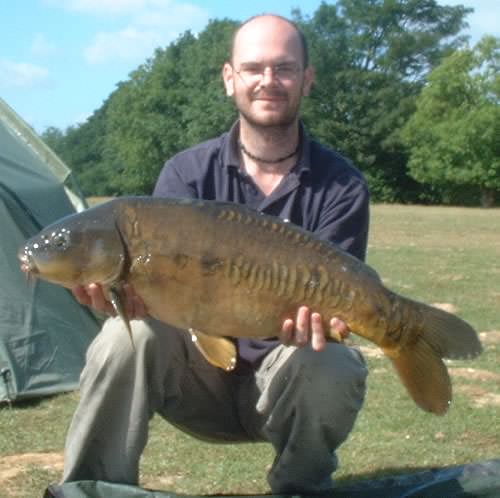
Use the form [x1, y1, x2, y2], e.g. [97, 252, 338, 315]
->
[280, 306, 350, 351]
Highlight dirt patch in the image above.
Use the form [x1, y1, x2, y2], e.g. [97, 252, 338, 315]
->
[451, 363, 500, 408]
[359, 345, 384, 359]
[0, 451, 63, 484]
[479, 330, 500, 345]
[431, 302, 459, 313]
[450, 367, 500, 383]
[86, 196, 114, 206]
[144, 475, 178, 490]
[455, 385, 500, 408]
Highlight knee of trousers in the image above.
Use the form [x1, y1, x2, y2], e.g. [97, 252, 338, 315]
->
[286, 344, 368, 413]
[84, 317, 160, 374]
[259, 344, 368, 456]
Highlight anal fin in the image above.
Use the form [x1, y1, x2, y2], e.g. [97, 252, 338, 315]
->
[189, 328, 237, 371]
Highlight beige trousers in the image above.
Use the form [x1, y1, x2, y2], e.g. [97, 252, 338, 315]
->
[62, 317, 367, 494]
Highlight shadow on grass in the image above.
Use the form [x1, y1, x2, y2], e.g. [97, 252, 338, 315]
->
[0, 392, 63, 411]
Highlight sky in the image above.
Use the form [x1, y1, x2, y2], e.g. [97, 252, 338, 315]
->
[1, 0, 498, 133]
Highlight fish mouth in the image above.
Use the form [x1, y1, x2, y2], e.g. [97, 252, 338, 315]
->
[18, 248, 39, 279]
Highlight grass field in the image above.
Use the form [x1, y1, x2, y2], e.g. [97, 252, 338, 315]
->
[0, 204, 499, 498]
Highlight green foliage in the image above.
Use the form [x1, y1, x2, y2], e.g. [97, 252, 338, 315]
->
[401, 36, 500, 207]
[296, 0, 471, 202]
[103, 20, 237, 194]
[43, 1, 478, 202]
[42, 104, 115, 196]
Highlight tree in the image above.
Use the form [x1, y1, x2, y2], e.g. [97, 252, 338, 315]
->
[295, 0, 472, 202]
[42, 126, 65, 151]
[401, 36, 500, 207]
[41, 104, 116, 196]
[45, 2, 474, 200]
[103, 20, 237, 195]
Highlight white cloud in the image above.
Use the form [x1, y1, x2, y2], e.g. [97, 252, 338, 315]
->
[44, 0, 209, 64]
[31, 33, 58, 57]
[81, 0, 209, 64]
[135, 3, 208, 29]
[0, 59, 50, 88]
[84, 27, 164, 64]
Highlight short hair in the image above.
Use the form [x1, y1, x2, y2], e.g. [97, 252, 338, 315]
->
[230, 14, 309, 68]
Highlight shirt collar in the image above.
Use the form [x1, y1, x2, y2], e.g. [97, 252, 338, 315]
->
[222, 120, 312, 177]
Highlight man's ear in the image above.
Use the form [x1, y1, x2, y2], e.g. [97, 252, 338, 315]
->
[222, 62, 235, 97]
[302, 66, 315, 97]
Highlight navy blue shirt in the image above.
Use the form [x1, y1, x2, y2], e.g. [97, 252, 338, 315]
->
[153, 121, 370, 369]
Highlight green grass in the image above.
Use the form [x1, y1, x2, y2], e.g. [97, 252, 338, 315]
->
[1, 204, 499, 497]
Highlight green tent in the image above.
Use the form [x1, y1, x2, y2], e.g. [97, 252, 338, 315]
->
[0, 97, 102, 403]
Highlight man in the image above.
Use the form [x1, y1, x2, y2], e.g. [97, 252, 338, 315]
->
[65, 14, 369, 494]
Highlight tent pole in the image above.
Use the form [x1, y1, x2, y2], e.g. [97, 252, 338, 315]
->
[0, 368, 13, 408]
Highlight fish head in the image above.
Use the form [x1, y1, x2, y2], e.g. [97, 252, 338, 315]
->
[18, 208, 126, 289]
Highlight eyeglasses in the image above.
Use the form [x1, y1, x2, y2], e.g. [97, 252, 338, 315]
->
[234, 62, 302, 86]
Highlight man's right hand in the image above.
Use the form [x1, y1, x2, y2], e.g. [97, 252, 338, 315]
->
[72, 283, 147, 320]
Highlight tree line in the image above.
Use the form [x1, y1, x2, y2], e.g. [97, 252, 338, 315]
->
[42, 0, 499, 207]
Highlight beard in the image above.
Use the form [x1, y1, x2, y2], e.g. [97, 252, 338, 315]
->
[233, 87, 302, 131]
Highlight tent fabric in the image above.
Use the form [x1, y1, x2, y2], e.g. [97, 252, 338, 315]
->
[0, 98, 101, 402]
[44, 459, 500, 498]
[0, 95, 86, 211]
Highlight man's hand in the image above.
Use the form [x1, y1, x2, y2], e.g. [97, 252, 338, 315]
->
[280, 306, 350, 351]
[72, 283, 147, 319]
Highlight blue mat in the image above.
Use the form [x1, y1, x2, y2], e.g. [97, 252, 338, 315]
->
[44, 459, 500, 498]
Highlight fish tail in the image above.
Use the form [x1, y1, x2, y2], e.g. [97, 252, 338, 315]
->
[383, 302, 482, 415]
[385, 340, 452, 415]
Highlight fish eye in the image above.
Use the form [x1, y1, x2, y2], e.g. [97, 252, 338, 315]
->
[52, 230, 70, 250]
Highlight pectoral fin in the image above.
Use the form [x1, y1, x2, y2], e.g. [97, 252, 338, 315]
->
[189, 328, 237, 371]
[108, 287, 135, 350]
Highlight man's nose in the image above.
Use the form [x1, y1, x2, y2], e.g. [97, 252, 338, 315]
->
[260, 67, 277, 86]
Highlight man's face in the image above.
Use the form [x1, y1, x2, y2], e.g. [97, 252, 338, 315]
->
[223, 16, 314, 129]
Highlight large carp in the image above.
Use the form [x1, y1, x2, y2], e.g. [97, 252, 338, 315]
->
[18, 197, 482, 414]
